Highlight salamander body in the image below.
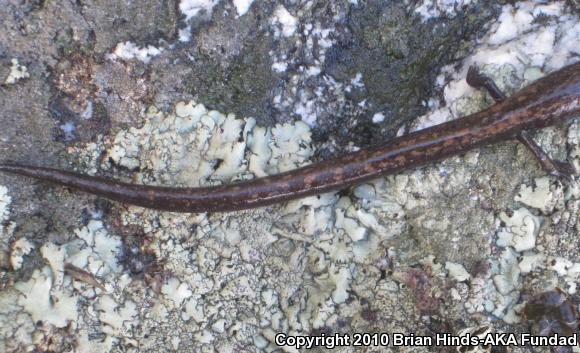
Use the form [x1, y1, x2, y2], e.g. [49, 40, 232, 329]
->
[1, 62, 579, 212]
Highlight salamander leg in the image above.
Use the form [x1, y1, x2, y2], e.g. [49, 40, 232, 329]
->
[518, 131, 576, 180]
[466, 65, 507, 103]
[466, 66, 576, 179]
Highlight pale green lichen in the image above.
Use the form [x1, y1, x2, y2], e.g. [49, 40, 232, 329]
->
[515, 177, 564, 214]
[496, 208, 541, 252]
[78, 101, 359, 349]
[162, 277, 193, 307]
[1, 218, 130, 348]
[0, 290, 35, 351]
[103, 101, 312, 189]
[14, 267, 79, 328]
[445, 262, 471, 282]
[96, 295, 139, 340]
[9, 238, 34, 271]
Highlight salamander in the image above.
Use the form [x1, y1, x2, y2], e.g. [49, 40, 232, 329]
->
[1, 62, 579, 212]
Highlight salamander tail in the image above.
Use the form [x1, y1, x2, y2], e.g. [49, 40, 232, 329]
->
[0, 163, 13, 172]
[0, 162, 21, 173]
[0, 163, 49, 179]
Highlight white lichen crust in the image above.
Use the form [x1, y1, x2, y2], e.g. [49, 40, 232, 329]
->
[4, 58, 30, 85]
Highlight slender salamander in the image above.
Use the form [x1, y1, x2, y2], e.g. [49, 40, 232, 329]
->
[1, 62, 579, 212]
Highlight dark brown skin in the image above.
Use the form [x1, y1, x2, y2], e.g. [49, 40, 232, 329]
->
[1, 62, 580, 212]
